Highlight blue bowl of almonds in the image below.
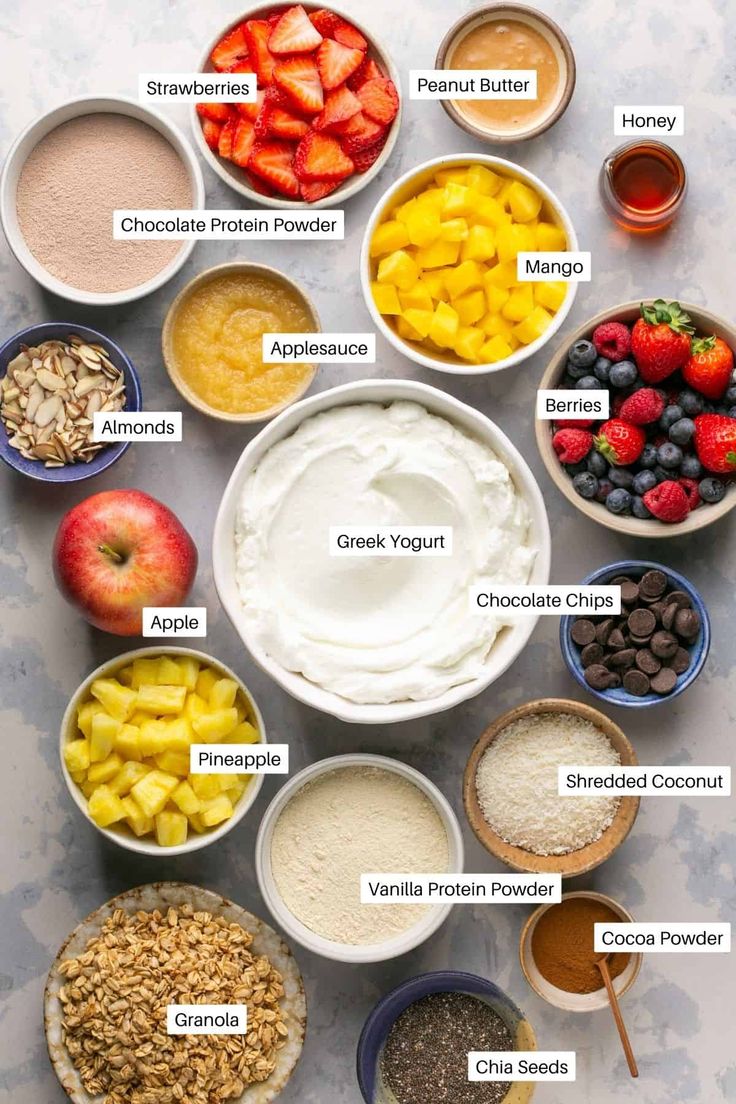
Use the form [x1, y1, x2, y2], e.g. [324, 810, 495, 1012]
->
[0, 322, 141, 483]
[561, 560, 710, 708]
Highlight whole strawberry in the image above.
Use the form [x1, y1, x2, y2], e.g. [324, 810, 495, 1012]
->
[618, 388, 665, 425]
[643, 480, 691, 523]
[594, 418, 646, 466]
[682, 335, 734, 399]
[630, 300, 694, 383]
[693, 414, 736, 473]
[553, 427, 593, 464]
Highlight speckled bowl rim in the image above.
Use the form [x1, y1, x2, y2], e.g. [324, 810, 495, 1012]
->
[435, 2, 576, 144]
[559, 559, 711, 708]
[44, 882, 307, 1104]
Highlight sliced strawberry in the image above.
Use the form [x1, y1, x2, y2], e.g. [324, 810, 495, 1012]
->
[339, 111, 386, 153]
[268, 4, 323, 54]
[244, 170, 274, 196]
[196, 101, 231, 123]
[356, 77, 399, 125]
[316, 38, 364, 91]
[254, 97, 272, 138]
[217, 116, 236, 160]
[201, 118, 222, 150]
[235, 89, 265, 122]
[211, 24, 249, 71]
[244, 20, 276, 85]
[333, 19, 368, 51]
[351, 133, 388, 173]
[274, 56, 324, 114]
[227, 60, 254, 74]
[295, 132, 354, 182]
[347, 56, 383, 90]
[300, 178, 341, 202]
[313, 86, 361, 132]
[249, 141, 300, 198]
[268, 107, 310, 139]
[231, 119, 256, 166]
[309, 8, 341, 36]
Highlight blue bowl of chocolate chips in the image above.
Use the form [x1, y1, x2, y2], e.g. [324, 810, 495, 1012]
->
[560, 560, 710, 708]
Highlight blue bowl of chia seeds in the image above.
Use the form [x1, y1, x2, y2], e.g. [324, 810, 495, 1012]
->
[356, 970, 537, 1104]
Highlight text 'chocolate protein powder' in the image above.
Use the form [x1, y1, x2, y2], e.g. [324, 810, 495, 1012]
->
[16, 112, 192, 294]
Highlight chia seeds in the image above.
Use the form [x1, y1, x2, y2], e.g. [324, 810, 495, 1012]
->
[380, 991, 513, 1104]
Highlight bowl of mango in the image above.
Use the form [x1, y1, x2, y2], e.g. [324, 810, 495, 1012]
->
[60, 647, 265, 855]
[361, 155, 578, 374]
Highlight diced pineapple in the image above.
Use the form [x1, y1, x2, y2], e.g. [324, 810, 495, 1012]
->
[474, 195, 507, 228]
[370, 220, 410, 257]
[138, 719, 170, 757]
[466, 164, 502, 196]
[445, 260, 484, 300]
[433, 168, 468, 187]
[108, 760, 151, 796]
[162, 717, 194, 751]
[439, 217, 468, 242]
[377, 250, 420, 291]
[154, 656, 182, 686]
[502, 286, 535, 322]
[405, 207, 441, 248]
[77, 700, 104, 739]
[224, 721, 260, 745]
[171, 780, 202, 816]
[534, 281, 567, 312]
[480, 335, 514, 363]
[155, 750, 191, 776]
[209, 678, 238, 710]
[90, 713, 122, 762]
[175, 656, 200, 690]
[507, 179, 543, 222]
[200, 794, 234, 828]
[184, 692, 208, 722]
[90, 678, 137, 722]
[192, 708, 240, 743]
[536, 222, 567, 251]
[225, 776, 250, 804]
[372, 281, 402, 315]
[187, 812, 207, 834]
[484, 283, 511, 313]
[513, 306, 554, 344]
[131, 657, 160, 689]
[88, 785, 127, 828]
[195, 668, 218, 700]
[454, 326, 486, 363]
[413, 240, 460, 269]
[88, 753, 125, 785]
[64, 739, 91, 774]
[121, 796, 154, 837]
[155, 810, 188, 847]
[461, 225, 496, 263]
[118, 665, 134, 686]
[399, 284, 434, 313]
[418, 270, 447, 300]
[81, 779, 96, 799]
[483, 261, 518, 289]
[130, 770, 179, 817]
[428, 302, 460, 349]
[113, 724, 142, 761]
[70, 770, 87, 784]
[136, 684, 187, 715]
[454, 290, 486, 326]
[190, 773, 230, 800]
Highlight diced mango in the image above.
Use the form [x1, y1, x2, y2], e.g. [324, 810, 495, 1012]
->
[88, 753, 125, 785]
[434, 168, 468, 187]
[480, 335, 515, 363]
[418, 271, 447, 300]
[64, 739, 90, 774]
[415, 187, 445, 214]
[401, 308, 434, 338]
[507, 179, 543, 222]
[474, 195, 507, 228]
[497, 223, 535, 264]
[399, 284, 434, 313]
[394, 197, 418, 224]
[155, 810, 188, 847]
[439, 217, 468, 242]
[171, 780, 202, 816]
[90, 713, 122, 762]
[428, 302, 459, 349]
[454, 290, 486, 326]
[461, 225, 496, 263]
[155, 750, 191, 776]
[445, 260, 484, 300]
[534, 280, 567, 312]
[200, 794, 234, 828]
[454, 326, 486, 363]
[370, 220, 410, 257]
[405, 208, 442, 247]
[224, 721, 260, 745]
[130, 770, 179, 817]
[441, 183, 479, 219]
[372, 281, 402, 315]
[536, 221, 567, 251]
[397, 317, 425, 342]
[136, 684, 187, 715]
[480, 313, 515, 340]
[466, 164, 502, 196]
[513, 306, 554, 344]
[192, 708, 239, 743]
[377, 250, 420, 291]
[484, 283, 511, 313]
[121, 796, 154, 837]
[502, 285, 535, 322]
[90, 678, 137, 722]
[88, 785, 127, 828]
[414, 240, 460, 269]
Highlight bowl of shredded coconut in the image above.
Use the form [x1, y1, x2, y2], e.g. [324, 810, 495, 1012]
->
[463, 698, 640, 877]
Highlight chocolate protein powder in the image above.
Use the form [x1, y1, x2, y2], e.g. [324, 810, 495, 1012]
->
[16, 113, 192, 293]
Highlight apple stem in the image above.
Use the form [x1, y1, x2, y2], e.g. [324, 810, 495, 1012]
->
[98, 543, 124, 564]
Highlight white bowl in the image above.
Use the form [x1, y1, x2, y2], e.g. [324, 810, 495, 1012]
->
[255, 753, 465, 963]
[0, 95, 205, 306]
[360, 154, 578, 374]
[213, 378, 551, 724]
[59, 646, 266, 856]
[191, 3, 402, 209]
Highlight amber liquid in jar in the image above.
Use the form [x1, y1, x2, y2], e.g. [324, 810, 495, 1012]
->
[600, 141, 687, 232]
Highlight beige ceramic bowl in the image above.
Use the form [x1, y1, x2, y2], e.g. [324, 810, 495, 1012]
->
[519, 890, 643, 1012]
[59, 646, 266, 856]
[45, 882, 306, 1103]
[536, 301, 736, 537]
[463, 698, 640, 877]
[435, 3, 576, 143]
[162, 262, 320, 423]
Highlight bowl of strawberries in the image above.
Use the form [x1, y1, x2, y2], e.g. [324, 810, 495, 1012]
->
[536, 300, 736, 536]
[193, 3, 401, 207]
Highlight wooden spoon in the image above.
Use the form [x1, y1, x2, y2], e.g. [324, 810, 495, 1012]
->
[596, 953, 638, 1078]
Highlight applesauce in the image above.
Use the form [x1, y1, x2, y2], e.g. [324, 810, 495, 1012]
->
[168, 269, 317, 417]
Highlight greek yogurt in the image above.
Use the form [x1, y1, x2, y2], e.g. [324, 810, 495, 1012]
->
[234, 401, 535, 704]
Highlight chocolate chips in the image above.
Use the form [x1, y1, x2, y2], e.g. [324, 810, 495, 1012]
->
[570, 571, 701, 698]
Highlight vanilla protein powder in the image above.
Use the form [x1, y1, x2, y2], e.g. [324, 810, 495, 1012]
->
[16, 112, 192, 293]
[270, 766, 450, 945]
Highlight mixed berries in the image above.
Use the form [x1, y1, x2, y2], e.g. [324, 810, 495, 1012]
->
[552, 301, 736, 524]
[197, 5, 399, 202]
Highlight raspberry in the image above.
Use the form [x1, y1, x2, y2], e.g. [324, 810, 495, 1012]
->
[593, 321, 632, 363]
[554, 418, 595, 429]
[552, 427, 593, 464]
[618, 388, 666, 425]
[642, 480, 691, 523]
[678, 477, 701, 510]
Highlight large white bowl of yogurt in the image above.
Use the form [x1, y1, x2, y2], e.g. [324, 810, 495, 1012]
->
[213, 379, 550, 724]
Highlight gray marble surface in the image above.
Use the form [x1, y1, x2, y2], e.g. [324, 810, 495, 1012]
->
[1, 0, 735, 1101]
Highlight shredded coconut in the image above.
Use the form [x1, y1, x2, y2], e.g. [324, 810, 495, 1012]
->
[475, 712, 621, 855]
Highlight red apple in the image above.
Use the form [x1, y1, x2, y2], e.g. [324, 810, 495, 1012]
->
[52, 489, 198, 635]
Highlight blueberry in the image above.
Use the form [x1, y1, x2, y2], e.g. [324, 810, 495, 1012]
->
[593, 356, 612, 382]
[653, 464, 673, 484]
[699, 477, 726, 504]
[632, 495, 652, 519]
[566, 359, 593, 381]
[716, 405, 730, 416]
[573, 472, 599, 499]
[659, 405, 683, 431]
[606, 488, 633, 514]
[702, 401, 716, 414]
[725, 385, 736, 404]
[562, 373, 578, 389]
[680, 454, 703, 479]
[609, 466, 634, 489]
[657, 442, 684, 469]
[595, 479, 614, 503]
[728, 407, 736, 419]
[638, 443, 658, 469]
[575, 375, 603, 390]
[633, 470, 657, 495]
[679, 389, 704, 416]
[568, 339, 598, 369]
[565, 460, 589, 476]
[668, 417, 696, 445]
[587, 450, 608, 477]
[609, 360, 638, 388]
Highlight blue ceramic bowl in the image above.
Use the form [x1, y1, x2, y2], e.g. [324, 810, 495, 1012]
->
[0, 323, 141, 483]
[560, 560, 710, 709]
[357, 971, 537, 1104]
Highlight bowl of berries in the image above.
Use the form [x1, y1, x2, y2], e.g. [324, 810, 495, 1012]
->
[192, 4, 401, 207]
[536, 300, 736, 535]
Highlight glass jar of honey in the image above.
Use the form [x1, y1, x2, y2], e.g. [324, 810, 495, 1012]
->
[599, 141, 687, 232]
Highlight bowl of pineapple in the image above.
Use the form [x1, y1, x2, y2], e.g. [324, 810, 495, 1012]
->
[60, 647, 266, 855]
[361, 155, 577, 374]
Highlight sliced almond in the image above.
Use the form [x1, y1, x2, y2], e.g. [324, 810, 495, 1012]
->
[36, 368, 67, 391]
[34, 395, 63, 428]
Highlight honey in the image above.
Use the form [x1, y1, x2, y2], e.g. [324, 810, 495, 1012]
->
[600, 141, 687, 232]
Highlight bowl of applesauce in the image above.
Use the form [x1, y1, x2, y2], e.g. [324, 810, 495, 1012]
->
[162, 262, 321, 423]
[435, 3, 576, 143]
